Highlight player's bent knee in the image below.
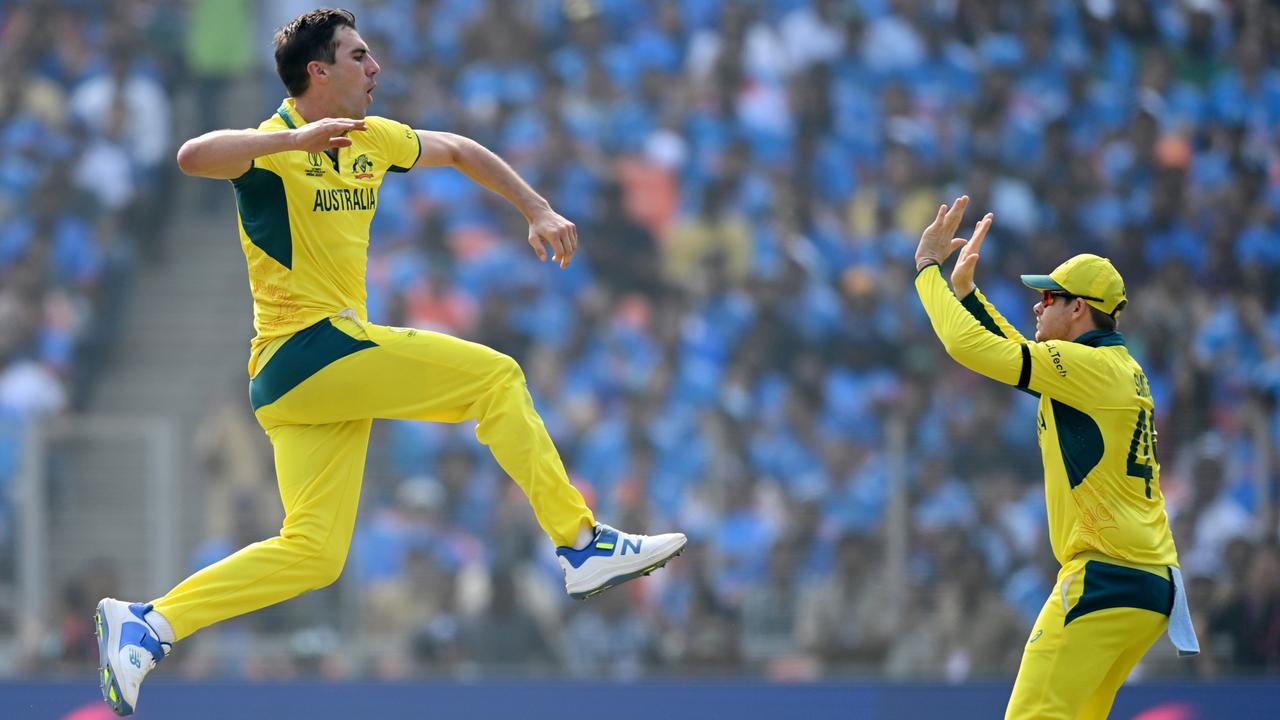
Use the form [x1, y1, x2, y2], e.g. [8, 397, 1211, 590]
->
[278, 528, 350, 589]
[300, 544, 348, 589]
[308, 556, 346, 589]
[490, 352, 526, 385]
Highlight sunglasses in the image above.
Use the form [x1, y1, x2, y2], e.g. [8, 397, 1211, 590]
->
[1041, 290, 1103, 306]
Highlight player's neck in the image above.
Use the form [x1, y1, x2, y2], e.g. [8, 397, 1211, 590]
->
[1067, 318, 1099, 341]
[291, 94, 340, 124]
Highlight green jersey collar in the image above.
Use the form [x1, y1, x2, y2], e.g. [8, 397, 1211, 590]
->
[276, 98, 305, 129]
[1073, 329, 1126, 348]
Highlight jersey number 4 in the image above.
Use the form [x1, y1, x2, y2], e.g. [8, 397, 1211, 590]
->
[1126, 408, 1157, 499]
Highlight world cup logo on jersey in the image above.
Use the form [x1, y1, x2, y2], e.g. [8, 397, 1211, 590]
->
[352, 154, 375, 180]
[305, 152, 325, 177]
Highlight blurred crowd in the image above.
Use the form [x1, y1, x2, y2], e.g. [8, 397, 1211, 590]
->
[0, 0, 186, 652]
[10, 0, 1280, 682]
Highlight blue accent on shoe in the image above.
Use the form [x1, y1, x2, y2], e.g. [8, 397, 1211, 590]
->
[555, 526, 618, 569]
[120, 603, 168, 663]
[129, 603, 151, 618]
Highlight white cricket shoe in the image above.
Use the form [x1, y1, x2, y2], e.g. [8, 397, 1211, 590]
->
[94, 598, 170, 716]
[556, 524, 687, 599]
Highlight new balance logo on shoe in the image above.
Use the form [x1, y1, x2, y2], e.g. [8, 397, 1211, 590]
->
[621, 537, 643, 556]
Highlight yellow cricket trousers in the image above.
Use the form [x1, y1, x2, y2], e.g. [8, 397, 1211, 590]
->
[1005, 554, 1173, 720]
[152, 313, 595, 640]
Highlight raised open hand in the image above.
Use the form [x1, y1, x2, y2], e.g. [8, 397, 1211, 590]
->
[915, 195, 969, 270]
[951, 212, 994, 299]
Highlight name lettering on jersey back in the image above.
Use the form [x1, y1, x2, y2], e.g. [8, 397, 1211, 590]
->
[1133, 372, 1151, 399]
[313, 187, 377, 212]
[1045, 342, 1068, 377]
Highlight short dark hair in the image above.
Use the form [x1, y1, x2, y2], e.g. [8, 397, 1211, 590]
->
[1089, 303, 1122, 331]
[273, 8, 357, 97]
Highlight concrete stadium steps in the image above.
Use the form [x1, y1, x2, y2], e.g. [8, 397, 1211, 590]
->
[91, 206, 253, 418]
[45, 430, 159, 597]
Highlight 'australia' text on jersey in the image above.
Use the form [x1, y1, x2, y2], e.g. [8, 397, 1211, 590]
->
[313, 187, 377, 212]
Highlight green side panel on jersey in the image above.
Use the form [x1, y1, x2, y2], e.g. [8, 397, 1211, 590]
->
[960, 291, 1004, 338]
[1064, 560, 1173, 625]
[232, 167, 292, 270]
[1051, 399, 1104, 489]
[961, 291, 1040, 398]
[250, 318, 377, 410]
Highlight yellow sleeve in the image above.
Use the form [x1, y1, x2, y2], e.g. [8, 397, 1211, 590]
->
[365, 116, 421, 172]
[960, 287, 1029, 344]
[915, 264, 1025, 387]
[917, 265, 1110, 408]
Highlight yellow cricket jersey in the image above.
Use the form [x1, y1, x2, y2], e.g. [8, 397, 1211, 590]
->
[914, 265, 1178, 569]
[231, 97, 420, 372]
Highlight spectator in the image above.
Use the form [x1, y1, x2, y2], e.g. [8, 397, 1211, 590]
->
[1209, 543, 1280, 672]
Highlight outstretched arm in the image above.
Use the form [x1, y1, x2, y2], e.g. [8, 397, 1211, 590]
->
[947, 210, 1030, 344]
[913, 199, 1107, 405]
[916, 263, 1028, 387]
[415, 130, 578, 269]
[176, 118, 368, 180]
[914, 197, 1027, 385]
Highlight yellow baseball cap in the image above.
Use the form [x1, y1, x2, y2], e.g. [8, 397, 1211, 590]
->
[1021, 254, 1127, 316]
